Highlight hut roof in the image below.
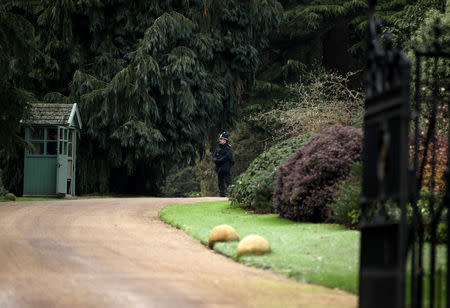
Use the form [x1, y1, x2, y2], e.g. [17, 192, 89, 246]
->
[25, 103, 82, 128]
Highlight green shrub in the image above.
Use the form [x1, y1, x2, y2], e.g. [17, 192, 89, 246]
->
[328, 166, 448, 243]
[228, 133, 312, 213]
[250, 170, 275, 213]
[328, 162, 362, 228]
[229, 122, 270, 180]
[193, 148, 218, 197]
[414, 189, 447, 244]
[160, 166, 200, 197]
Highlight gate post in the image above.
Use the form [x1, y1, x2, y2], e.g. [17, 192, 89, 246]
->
[359, 1, 411, 307]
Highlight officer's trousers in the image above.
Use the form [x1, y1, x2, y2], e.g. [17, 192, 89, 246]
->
[218, 171, 232, 197]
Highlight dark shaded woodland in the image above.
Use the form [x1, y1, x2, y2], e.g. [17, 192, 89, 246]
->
[0, 0, 444, 195]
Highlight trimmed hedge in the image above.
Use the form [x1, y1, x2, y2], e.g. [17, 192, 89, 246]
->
[228, 133, 312, 213]
[274, 125, 362, 222]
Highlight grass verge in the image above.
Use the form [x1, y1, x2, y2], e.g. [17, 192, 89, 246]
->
[0, 197, 58, 202]
[0, 194, 156, 202]
[160, 200, 360, 293]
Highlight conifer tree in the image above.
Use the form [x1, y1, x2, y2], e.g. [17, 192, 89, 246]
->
[280, 0, 443, 49]
[0, 0, 45, 194]
[34, 0, 282, 194]
[0, 1, 40, 159]
[254, 0, 444, 96]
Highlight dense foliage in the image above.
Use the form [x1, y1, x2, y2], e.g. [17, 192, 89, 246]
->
[327, 162, 362, 228]
[228, 133, 312, 213]
[0, 0, 283, 194]
[0, 3, 39, 160]
[325, 165, 447, 244]
[232, 1, 446, 178]
[236, 0, 444, 122]
[0, 3, 43, 194]
[407, 7, 450, 195]
[69, 0, 283, 194]
[227, 122, 271, 179]
[273, 125, 362, 222]
[160, 166, 200, 197]
[1, 0, 447, 195]
[415, 189, 448, 243]
[272, 0, 444, 69]
[408, 5, 450, 103]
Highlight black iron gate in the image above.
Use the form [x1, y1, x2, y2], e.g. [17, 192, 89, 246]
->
[409, 15, 450, 308]
[359, 1, 449, 307]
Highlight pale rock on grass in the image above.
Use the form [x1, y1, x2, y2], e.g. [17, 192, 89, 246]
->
[208, 224, 239, 248]
[237, 235, 271, 257]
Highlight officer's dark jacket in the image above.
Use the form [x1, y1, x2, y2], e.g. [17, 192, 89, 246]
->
[213, 143, 234, 173]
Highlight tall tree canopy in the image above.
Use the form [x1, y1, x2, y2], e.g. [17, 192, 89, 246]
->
[0, 1, 46, 194]
[25, 0, 282, 194]
[2, 0, 445, 195]
[259, 0, 445, 79]
[0, 1, 40, 160]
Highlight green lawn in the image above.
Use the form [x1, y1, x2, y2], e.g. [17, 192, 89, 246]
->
[160, 201, 361, 293]
[0, 194, 156, 202]
[0, 197, 58, 202]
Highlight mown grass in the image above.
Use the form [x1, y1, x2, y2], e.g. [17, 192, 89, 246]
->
[0, 197, 57, 202]
[161, 200, 448, 301]
[0, 194, 156, 202]
[160, 200, 361, 293]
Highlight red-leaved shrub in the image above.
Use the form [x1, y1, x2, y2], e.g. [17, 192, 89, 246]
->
[273, 125, 362, 222]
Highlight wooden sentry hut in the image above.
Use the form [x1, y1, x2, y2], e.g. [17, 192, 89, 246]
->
[23, 103, 82, 197]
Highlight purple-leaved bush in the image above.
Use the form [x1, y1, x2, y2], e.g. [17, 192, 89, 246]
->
[273, 125, 362, 222]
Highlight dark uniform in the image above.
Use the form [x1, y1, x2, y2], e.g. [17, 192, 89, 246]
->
[213, 132, 234, 197]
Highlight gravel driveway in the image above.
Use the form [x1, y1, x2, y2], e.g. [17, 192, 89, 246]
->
[0, 197, 357, 307]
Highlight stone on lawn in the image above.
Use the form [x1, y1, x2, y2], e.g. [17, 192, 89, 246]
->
[4, 193, 16, 201]
[237, 235, 271, 257]
[208, 224, 239, 248]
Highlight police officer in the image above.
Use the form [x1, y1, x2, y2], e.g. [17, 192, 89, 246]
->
[213, 132, 234, 197]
